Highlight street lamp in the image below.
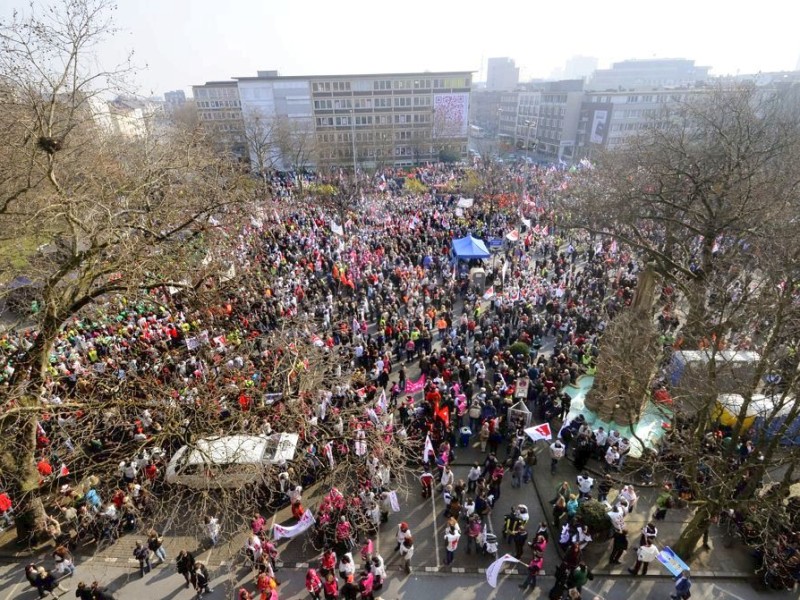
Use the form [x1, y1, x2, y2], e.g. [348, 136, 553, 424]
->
[350, 108, 357, 173]
[523, 119, 537, 158]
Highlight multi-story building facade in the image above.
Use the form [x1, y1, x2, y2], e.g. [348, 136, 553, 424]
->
[575, 89, 710, 156]
[497, 80, 583, 161]
[194, 71, 472, 169]
[163, 90, 187, 114]
[486, 57, 520, 91]
[587, 59, 710, 91]
[469, 89, 505, 137]
[191, 81, 246, 159]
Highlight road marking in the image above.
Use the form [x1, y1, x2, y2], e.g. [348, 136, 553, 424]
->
[710, 583, 756, 600]
[430, 486, 441, 568]
[2, 579, 22, 600]
[582, 584, 605, 599]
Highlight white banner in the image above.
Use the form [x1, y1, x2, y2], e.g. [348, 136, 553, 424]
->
[456, 197, 474, 208]
[486, 553, 526, 588]
[590, 110, 608, 144]
[388, 490, 401, 513]
[272, 509, 316, 540]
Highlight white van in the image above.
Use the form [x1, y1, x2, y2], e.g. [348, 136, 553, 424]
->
[165, 433, 299, 488]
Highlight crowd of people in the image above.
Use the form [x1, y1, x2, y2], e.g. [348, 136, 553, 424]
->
[1, 158, 790, 598]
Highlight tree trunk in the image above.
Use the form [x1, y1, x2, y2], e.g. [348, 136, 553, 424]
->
[681, 276, 708, 346]
[673, 505, 711, 560]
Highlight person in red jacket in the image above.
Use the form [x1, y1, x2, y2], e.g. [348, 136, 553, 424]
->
[305, 568, 323, 600]
[322, 572, 339, 600]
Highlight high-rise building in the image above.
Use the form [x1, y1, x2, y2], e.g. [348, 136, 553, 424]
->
[486, 57, 520, 91]
[163, 90, 187, 114]
[563, 56, 598, 81]
[587, 59, 710, 91]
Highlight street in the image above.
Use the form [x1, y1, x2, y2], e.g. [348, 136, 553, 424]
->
[0, 560, 794, 600]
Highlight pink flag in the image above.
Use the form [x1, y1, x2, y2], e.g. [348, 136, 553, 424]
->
[405, 374, 426, 394]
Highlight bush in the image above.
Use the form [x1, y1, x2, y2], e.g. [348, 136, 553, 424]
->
[439, 148, 460, 163]
[508, 341, 531, 357]
[577, 499, 613, 537]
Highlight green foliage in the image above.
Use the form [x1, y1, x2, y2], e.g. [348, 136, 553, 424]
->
[578, 499, 612, 534]
[306, 183, 338, 198]
[508, 341, 531, 357]
[439, 148, 460, 163]
[404, 178, 427, 195]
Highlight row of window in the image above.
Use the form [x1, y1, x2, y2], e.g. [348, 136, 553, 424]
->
[199, 111, 241, 121]
[312, 77, 469, 94]
[196, 100, 241, 109]
[313, 96, 433, 110]
[590, 94, 688, 104]
[315, 130, 432, 144]
[194, 87, 239, 100]
[615, 109, 658, 119]
[316, 113, 432, 127]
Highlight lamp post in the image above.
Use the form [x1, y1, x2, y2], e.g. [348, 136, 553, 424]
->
[350, 108, 357, 173]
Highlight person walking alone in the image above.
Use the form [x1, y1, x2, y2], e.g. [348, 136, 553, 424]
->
[444, 525, 461, 566]
[133, 541, 152, 578]
[549, 439, 565, 475]
[671, 571, 692, 600]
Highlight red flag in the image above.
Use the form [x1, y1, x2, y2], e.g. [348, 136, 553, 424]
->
[524, 422, 553, 441]
[435, 404, 450, 427]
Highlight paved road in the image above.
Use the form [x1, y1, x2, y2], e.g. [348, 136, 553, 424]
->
[0, 560, 793, 600]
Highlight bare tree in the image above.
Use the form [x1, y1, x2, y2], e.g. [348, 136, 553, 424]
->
[242, 108, 279, 182]
[0, 0, 256, 532]
[558, 83, 800, 560]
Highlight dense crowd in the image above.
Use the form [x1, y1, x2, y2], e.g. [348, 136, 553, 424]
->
[1, 160, 795, 599]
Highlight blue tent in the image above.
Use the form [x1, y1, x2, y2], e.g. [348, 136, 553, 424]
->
[452, 234, 490, 260]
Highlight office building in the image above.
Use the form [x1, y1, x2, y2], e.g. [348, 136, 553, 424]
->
[486, 57, 520, 91]
[563, 56, 598, 81]
[575, 89, 709, 156]
[196, 70, 472, 169]
[587, 59, 710, 91]
[191, 81, 246, 158]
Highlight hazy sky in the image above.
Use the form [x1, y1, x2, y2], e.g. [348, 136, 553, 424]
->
[5, 0, 800, 97]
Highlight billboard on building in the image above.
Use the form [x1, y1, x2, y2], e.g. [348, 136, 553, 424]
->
[590, 110, 608, 144]
[433, 93, 469, 138]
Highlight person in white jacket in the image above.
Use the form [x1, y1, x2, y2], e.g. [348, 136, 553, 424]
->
[338, 552, 355, 580]
[399, 537, 414, 574]
[628, 538, 659, 576]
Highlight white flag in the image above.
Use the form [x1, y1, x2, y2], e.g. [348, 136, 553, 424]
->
[521, 216, 532, 228]
[423, 433, 435, 464]
[355, 430, 367, 456]
[376, 390, 387, 413]
[324, 441, 335, 468]
[330, 220, 344, 236]
[388, 490, 401, 512]
[486, 554, 526, 588]
[482, 286, 495, 300]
